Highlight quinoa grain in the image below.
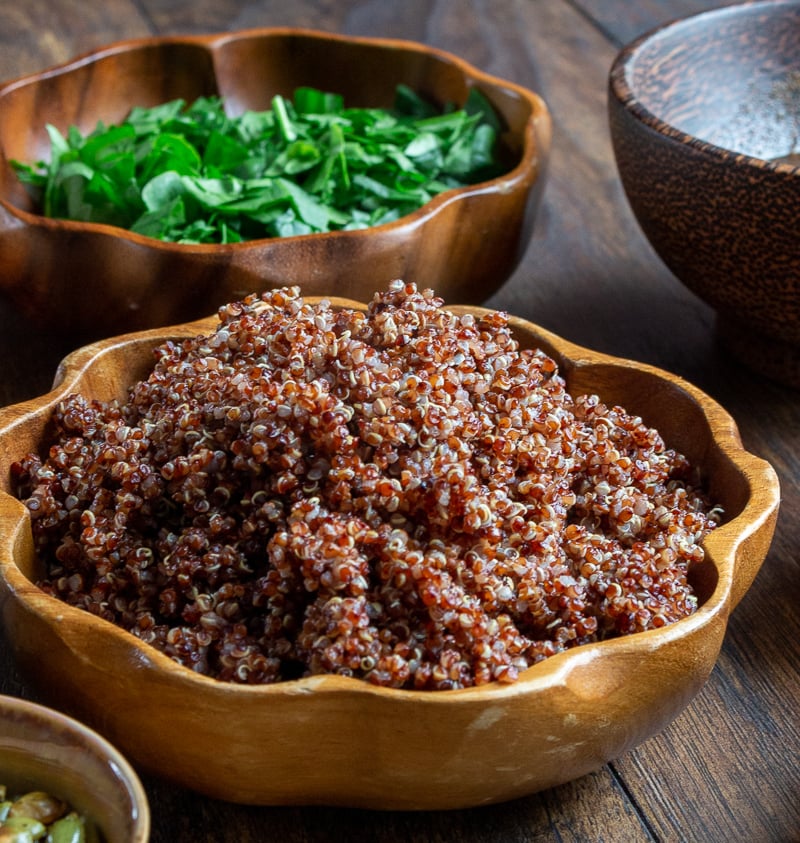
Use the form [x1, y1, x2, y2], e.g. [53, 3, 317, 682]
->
[11, 282, 721, 689]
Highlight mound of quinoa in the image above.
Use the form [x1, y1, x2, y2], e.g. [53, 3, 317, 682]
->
[12, 281, 721, 690]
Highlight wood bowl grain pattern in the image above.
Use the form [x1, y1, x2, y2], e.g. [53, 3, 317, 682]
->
[0, 28, 550, 344]
[0, 693, 150, 841]
[0, 298, 779, 809]
[608, 0, 800, 388]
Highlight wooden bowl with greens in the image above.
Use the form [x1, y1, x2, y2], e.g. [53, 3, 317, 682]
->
[0, 28, 550, 342]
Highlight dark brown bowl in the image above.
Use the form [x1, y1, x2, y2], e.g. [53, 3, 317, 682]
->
[608, 0, 800, 387]
[0, 28, 550, 343]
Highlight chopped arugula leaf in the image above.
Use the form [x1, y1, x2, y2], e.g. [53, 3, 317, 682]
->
[11, 85, 509, 244]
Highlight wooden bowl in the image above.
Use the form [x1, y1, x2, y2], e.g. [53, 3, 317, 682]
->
[0, 297, 779, 810]
[0, 693, 150, 841]
[0, 28, 549, 344]
[608, 0, 800, 388]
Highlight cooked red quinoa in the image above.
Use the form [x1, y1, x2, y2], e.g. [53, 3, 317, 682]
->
[12, 282, 720, 689]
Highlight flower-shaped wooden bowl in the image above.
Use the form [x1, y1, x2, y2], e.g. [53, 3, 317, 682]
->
[0, 300, 779, 810]
[608, 0, 800, 387]
[0, 693, 149, 841]
[0, 29, 549, 343]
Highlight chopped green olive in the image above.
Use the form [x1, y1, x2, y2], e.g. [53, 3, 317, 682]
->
[47, 812, 90, 843]
[0, 788, 96, 843]
[0, 815, 46, 842]
[9, 792, 65, 825]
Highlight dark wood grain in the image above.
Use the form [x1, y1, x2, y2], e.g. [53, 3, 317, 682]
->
[0, 1, 797, 841]
[572, 0, 732, 48]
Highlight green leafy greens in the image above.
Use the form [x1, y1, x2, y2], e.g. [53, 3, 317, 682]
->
[11, 85, 508, 244]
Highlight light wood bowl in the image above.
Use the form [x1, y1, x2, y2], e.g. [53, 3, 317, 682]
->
[0, 299, 779, 810]
[0, 28, 550, 343]
[0, 693, 150, 841]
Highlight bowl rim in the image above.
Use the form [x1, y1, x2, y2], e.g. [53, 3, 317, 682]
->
[0, 26, 550, 251]
[608, 0, 800, 175]
[0, 298, 781, 705]
[0, 692, 151, 841]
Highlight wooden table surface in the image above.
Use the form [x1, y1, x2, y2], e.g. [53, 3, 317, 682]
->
[0, 1, 797, 841]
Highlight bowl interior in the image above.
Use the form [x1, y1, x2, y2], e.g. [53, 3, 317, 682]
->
[0, 696, 149, 842]
[0, 30, 531, 216]
[625, 1, 800, 163]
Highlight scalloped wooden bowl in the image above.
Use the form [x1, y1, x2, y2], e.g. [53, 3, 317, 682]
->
[0, 299, 779, 810]
[0, 693, 150, 841]
[0, 29, 549, 343]
[608, 1, 800, 387]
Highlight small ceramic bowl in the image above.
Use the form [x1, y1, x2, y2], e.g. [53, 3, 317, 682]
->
[608, 0, 800, 387]
[0, 297, 779, 810]
[0, 28, 550, 343]
[0, 693, 150, 841]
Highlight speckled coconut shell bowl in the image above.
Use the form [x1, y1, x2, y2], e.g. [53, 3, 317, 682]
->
[608, 0, 800, 387]
[0, 297, 779, 810]
[0, 28, 549, 343]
